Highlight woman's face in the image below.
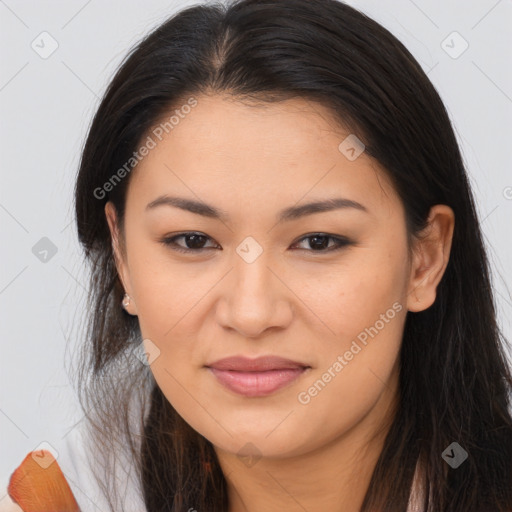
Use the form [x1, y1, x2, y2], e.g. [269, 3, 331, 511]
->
[105, 94, 433, 461]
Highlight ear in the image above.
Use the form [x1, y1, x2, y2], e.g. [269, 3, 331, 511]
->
[104, 201, 138, 316]
[406, 204, 455, 312]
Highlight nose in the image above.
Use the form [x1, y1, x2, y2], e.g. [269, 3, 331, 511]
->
[215, 253, 293, 338]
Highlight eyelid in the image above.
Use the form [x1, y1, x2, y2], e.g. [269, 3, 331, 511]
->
[159, 231, 352, 254]
[160, 232, 219, 253]
[291, 233, 351, 252]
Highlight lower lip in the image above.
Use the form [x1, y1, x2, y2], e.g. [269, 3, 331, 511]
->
[207, 367, 309, 397]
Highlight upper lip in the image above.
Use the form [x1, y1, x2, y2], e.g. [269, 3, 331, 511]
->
[206, 355, 310, 372]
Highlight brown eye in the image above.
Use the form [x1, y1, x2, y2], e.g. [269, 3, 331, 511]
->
[160, 232, 219, 253]
[291, 233, 351, 252]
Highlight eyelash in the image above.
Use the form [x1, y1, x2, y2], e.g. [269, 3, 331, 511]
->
[159, 232, 352, 254]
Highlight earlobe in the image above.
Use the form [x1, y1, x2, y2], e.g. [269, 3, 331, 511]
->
[406, 204, 455, 313]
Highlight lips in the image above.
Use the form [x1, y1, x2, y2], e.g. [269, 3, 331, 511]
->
[205, 356, 311, 397]
[206, 355, 309, 372]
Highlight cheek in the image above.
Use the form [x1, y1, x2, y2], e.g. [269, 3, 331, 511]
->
[294, 250, 407, 342]
[128, 249, 204, 336]
[128, 255, 218, 386]
[290, 287, 405, 453]
[290, 247, 407, 406]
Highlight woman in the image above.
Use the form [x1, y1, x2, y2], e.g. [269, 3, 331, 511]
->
[4, 0, 512, 510]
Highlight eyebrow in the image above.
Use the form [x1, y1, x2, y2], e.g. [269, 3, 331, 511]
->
[145, 195, 368, 222]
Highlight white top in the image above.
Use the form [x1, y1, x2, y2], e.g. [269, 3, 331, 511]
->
[1, 420, 426, 512]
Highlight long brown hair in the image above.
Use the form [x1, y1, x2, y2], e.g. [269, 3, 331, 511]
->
[72, 0, 512, 510]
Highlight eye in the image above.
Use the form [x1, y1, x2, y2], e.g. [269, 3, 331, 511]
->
[160, 232, 219, 253]
[160, 231, 352, 254]
[290, 233, 352, 252]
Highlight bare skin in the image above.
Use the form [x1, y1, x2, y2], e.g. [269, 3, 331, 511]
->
[105, 94, 454, 511]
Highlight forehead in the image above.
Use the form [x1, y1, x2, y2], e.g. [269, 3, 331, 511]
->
[126, 94, 401, 221]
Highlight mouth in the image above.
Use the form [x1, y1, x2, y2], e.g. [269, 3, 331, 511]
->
[205, 355, 311, 397]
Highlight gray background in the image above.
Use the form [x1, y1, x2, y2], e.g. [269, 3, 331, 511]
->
[1, 0, 511, 493]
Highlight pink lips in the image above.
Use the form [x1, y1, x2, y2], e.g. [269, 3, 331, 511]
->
[206, 356, 310, 397]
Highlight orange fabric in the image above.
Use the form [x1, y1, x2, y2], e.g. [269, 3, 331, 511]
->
[7, 449, 80, 512]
